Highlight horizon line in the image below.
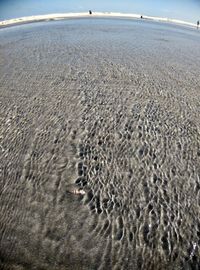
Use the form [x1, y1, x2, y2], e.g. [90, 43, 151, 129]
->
[0, 12, 197, 28]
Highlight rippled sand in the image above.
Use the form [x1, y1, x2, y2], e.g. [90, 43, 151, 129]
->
[0, 19, 200, 270]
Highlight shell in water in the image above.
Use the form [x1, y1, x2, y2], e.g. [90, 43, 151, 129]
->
[66, 184, 86, 195]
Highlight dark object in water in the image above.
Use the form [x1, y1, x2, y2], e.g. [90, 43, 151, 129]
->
[89, 10, 92, 15]
[141, 15, 143, 19]
[197, 20, 199, 29]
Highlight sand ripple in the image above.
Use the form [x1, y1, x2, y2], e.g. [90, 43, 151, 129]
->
[0, 19, 200, 270]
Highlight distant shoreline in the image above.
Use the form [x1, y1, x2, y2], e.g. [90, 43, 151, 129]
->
[0, 12, 197, 29]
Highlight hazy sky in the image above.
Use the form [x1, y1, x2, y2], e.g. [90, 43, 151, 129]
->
[0, 0, 199, 23]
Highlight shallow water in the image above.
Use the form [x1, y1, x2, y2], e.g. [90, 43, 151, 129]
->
[0, 19, 200, 270]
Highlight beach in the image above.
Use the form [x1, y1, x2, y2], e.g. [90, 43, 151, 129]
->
[0, 12, 197, 29]
[0, 18, 200, 269]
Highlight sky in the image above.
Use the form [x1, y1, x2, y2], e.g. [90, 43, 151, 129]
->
[0, 0, 199, 23]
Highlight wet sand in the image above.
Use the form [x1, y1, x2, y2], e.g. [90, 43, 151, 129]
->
[0, 19, 200, 270]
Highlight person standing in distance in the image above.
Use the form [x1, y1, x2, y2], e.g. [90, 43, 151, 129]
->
[197, 20, 199, 29]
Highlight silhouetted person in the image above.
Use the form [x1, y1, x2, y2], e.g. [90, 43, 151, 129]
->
[197, 20, 199, 29]
[141, 15, 143, 19]
[89, 10, 92, 15]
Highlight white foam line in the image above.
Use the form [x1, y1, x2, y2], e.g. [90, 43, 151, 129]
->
[0, 12, 197, 28]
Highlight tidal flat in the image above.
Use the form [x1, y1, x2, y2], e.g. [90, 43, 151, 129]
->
[0, 18, 200, 270]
